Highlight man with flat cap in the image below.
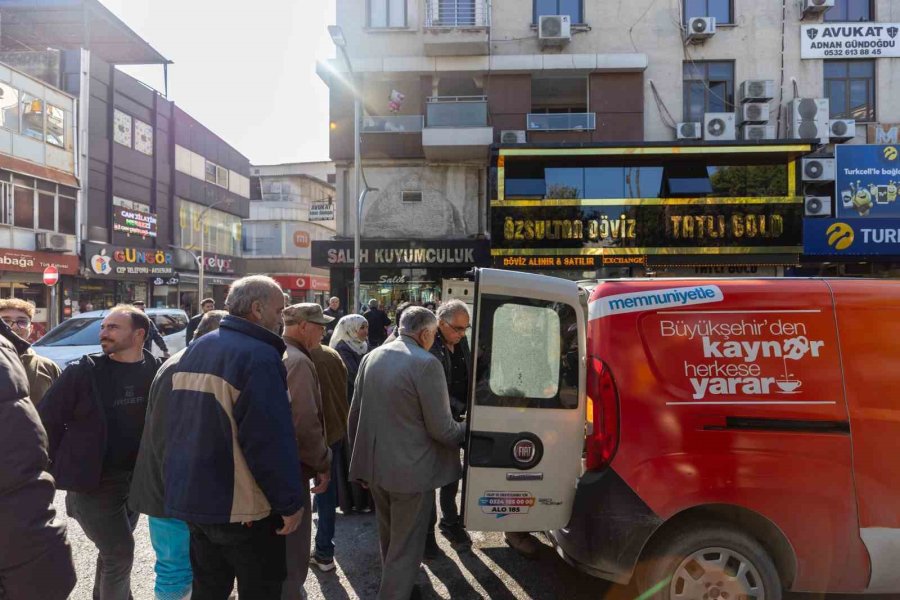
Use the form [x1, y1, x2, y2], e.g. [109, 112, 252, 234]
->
[280, 303, 334, 600]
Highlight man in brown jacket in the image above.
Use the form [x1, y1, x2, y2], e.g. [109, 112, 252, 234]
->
[0, 298, 61, 405]
[281, 303, 334, 600]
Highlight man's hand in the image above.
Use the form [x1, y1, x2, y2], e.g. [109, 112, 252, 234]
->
[277, 508, 304, 535]
[311, 471, 331, 494]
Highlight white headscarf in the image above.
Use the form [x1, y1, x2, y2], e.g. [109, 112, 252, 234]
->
[329, 314, 369, 355]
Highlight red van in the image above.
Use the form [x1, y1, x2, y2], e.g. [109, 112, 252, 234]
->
[460, 271, 900, 600]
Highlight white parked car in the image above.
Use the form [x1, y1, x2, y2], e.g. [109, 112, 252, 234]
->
[33, 307, 189, 369]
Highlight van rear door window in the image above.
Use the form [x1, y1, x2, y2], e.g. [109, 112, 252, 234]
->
[474, 295, 578, 409]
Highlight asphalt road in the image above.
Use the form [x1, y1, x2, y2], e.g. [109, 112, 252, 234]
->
[55, 490, 627, 600]
[55, 491, 900, 600]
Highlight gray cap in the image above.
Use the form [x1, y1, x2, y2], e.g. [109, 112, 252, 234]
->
[283, 303, 335, 326]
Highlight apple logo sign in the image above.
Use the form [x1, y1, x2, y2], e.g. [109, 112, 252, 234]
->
[91, 250, 112, 275]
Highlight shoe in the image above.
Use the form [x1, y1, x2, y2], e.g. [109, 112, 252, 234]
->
[504, 531, 541, 559]
[309, 554, 336, 572]
[424, 534, 442, 560]
[438, 521, 472, 550]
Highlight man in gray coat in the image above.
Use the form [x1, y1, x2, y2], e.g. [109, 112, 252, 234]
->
[348, 306, 465, 600]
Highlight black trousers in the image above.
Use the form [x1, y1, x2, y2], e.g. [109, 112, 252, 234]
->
[188, 514, 286, 600]
[428, 478, 461, 532]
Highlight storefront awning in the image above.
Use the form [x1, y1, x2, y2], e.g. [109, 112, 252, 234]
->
[0, 154, 78, 187]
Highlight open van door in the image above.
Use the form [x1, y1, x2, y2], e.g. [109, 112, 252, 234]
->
[462, 268, 585, 532]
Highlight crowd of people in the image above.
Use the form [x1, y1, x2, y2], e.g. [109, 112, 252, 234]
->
[0, 278, 531, 600]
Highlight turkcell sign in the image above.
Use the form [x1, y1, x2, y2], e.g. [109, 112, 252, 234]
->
[801, 23, 900, 59]
[836, 145, 900, 218]
[804, 218, 900, 256]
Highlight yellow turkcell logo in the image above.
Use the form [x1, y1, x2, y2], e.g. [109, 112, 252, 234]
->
[827, 222, 855, 251]
[885, 146, 899, 161]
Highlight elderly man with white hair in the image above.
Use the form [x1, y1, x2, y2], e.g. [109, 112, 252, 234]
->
[348, 306, 465, 600]
[163, 275, 306, 599]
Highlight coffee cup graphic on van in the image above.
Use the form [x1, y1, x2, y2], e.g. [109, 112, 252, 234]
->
[775, 377, 802, 393]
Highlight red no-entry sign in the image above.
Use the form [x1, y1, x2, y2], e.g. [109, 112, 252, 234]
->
[42, 265, 59, 286]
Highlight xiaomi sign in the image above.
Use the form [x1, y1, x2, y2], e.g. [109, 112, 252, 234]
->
[293, 230, 311, 248]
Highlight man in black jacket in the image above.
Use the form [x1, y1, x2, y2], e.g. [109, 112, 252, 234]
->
[40, 305, 163, 600]
[184, 297, 215, 345]
[363, 299, 391, 348]
[133, 300, 170, 358]
[322, 296, 343, 346]
[425, 299, 472, 557]
[0, 320, 76, 600]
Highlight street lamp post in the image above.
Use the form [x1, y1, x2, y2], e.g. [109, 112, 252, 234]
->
[329, 25, 374, 315]
[196, 200, 229, 305]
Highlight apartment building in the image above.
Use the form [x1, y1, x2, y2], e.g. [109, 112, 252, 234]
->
[0, 0, 252, 313]
[319, 0, 900, 285]
[0, 62, 78, 338]
[245, 162, 337, 305]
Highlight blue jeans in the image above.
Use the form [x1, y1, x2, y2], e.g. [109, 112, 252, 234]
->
[148, 517, 192, 600]
[314, 441, 342, 560]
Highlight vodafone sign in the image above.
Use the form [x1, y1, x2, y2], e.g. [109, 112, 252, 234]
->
[273, 274, 331, 292]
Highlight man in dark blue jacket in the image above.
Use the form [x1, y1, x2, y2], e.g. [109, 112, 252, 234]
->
[164, 275, 305, 599]
[40, 305, 162, 600]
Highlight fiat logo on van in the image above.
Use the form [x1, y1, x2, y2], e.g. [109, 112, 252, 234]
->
[513, 440, 536, 464]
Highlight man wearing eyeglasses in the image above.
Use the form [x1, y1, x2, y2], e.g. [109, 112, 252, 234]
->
[0, 298, 60, 406]
[424, 299, 473, 558]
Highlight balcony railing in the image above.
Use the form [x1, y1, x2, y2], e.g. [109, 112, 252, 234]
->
[426, 96, 489, 127]
[526, 113, 596, 131]
[425, 0, 490, 28]
[361, 115, 425, 133]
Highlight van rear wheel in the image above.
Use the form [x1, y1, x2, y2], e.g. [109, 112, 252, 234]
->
[637, 525, 782, 600]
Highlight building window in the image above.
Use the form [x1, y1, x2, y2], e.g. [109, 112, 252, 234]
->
[134, 119, 153, 155]
[534, 0, 582, 23]
[824, 0, 872, 21]
[21, 95, 43, 141]
[205, 161, 229, 189]
[825, 60, 875, 122]
[58, 187, 76, 235]
[242, 221, 283, 256]
[683, 61, 735, 123]
[0, 84, 19, 133]
[13, 186, 33, 228]
[46, 105, 65, 148]
[113, 109, 133, 147]
[683, 0, 732, 24]
[177, 199, 242, 257]
[368, 0, 406, 27]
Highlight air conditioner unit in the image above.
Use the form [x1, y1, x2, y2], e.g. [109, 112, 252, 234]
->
[802, 157, 836, 182]
[805, 196, 833, 217]
[742, 124, 777, 141]
[803, 0, 835, 16]
[704, 113, 736, 141]
[739, 80, 775, 103]
[500, 130, 527, 144]
[828, 119, 856, 142]
[686, 17, 716, 42]
[538, 15, 571, 46]
[789, 98, 830, 143]
[677, 122, 702, 140]
[35, 232, 75, 253]
[740, 103, 770, 125]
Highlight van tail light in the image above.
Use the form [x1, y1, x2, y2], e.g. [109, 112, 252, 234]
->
[585, 357, 620, 471]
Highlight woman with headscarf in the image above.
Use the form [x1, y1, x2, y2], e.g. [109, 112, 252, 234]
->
[328, 315, 373, 513]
